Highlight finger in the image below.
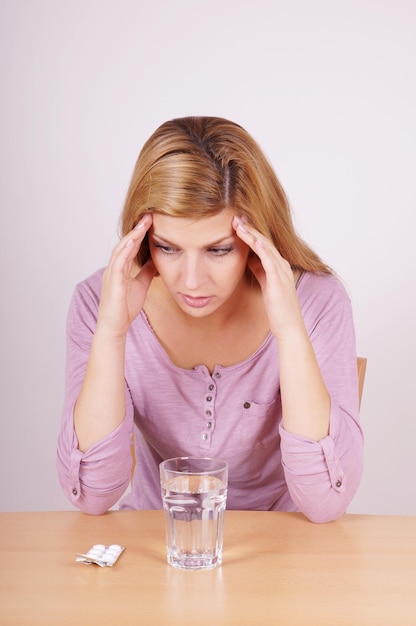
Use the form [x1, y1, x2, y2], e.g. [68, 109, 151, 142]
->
[233, 216, 293, 284]
[122, 214, 153, 252]
[135, 258, 157, 288]
[232, 216, 274, 255]
[109, 214, 153, 270]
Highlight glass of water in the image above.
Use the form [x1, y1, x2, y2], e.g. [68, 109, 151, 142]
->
[159, 457, 228, 570]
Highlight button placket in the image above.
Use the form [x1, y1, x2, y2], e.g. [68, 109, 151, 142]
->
[200, 378, 218, 448]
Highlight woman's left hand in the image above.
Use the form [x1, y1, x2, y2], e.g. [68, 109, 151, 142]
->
[232, 216, 304, 341]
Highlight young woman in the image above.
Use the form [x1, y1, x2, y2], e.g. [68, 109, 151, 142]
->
[57, 116, 363, 522]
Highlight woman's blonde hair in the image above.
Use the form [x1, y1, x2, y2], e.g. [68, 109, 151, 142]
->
[121, 116, 331, 273]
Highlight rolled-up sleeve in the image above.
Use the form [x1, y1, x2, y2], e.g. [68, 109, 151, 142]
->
[280, 403, 363, 523]
[57, 394, 133, 515]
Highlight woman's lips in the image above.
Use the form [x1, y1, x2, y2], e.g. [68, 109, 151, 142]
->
[181, 294, 213, 308]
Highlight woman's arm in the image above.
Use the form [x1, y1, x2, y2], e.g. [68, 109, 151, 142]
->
[233, 216, 363, 522]
[74, 214, 155, 452]
[57, 214, 155, 513]
[56, 274, 135, 514]
[233, 216, 330, 441]
[279, 291, 363, 523]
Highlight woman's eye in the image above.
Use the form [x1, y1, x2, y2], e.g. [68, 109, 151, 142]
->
[154, 244, 176, 255]
[210, 246, 233, 256]
[153, 243, 233, 256]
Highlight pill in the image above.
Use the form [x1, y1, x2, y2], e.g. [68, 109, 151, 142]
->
[76, 544, 125, 567]
[87, 549, 102, 557]
[105, 554, 116, 565]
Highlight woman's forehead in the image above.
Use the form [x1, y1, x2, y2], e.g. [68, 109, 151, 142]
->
[151, 210, 237, 244]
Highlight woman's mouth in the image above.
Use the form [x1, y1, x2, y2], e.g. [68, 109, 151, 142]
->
[180, 294, 213, 308]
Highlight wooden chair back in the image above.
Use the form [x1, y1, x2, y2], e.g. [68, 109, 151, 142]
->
[357, 357, 367, 408]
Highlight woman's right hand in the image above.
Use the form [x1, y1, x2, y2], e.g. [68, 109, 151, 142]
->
[97, 213, 156, 338]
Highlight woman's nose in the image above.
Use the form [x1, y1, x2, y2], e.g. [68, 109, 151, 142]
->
[182, 255, 205, 291]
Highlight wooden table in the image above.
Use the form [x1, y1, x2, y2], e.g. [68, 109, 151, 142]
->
[0, 510, 415, 625]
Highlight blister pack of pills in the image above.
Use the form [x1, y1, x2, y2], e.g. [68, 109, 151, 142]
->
[75, 544, 125, 567]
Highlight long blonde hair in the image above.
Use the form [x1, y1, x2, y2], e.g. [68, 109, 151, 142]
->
[121, 116, 331, 273]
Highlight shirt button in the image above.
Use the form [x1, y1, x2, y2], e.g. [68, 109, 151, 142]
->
[243, 402, 251, 409]
[206, 396, 213, 402]
[72, 488, 78, 496]
[208, 384, 215, 391]
[214, 372, 221, 379]
[202, 433, 208, 441]
[206, 421, 212, 429]
[205, 410, 212, 417]
[335, 479, 342, 488]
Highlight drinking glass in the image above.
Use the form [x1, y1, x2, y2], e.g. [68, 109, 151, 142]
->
[159, 457, 228, 570]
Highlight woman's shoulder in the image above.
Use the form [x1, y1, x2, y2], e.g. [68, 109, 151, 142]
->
[74, 267, 106, 296]
[296, 271, 352, 309]
[297, 270, 349, 292]
[68, 268, 106, 317]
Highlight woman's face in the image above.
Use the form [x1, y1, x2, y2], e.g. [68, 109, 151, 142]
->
[148, 209, 250, 317]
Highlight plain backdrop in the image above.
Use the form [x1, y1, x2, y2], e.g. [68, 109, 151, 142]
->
[1, 0, 415, 515]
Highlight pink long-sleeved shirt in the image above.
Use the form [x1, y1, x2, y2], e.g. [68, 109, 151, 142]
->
[57, 269, 363, 522]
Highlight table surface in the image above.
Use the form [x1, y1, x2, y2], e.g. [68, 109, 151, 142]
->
[1, 509, 415, 625]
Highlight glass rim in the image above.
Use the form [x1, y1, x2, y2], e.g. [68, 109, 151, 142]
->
[159, 456, 228, 475]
